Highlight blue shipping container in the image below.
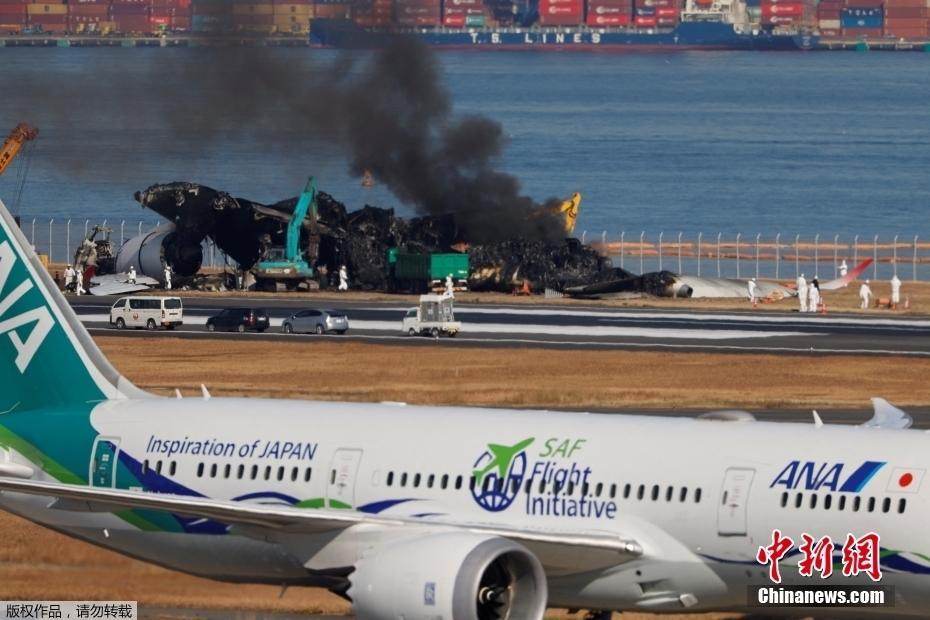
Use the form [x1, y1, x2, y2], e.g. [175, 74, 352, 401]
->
[840, 7, 883, 28]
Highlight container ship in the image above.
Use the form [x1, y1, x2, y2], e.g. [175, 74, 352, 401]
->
[0, 0, 925, 49]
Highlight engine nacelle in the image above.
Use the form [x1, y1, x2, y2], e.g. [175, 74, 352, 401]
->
[347, 532, 547, 620]
[115, 224, 204, 280]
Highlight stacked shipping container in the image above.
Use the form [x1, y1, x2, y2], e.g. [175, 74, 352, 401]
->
[883, 0, 929, 38]
[0, 0, 27, 34]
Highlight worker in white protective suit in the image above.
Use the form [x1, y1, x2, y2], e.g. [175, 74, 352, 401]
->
[128, 265, 136, 285]
[164, 265, 173, 290]
[796, 273, 808, 313]
[808, 277, 821, 313]
[338, 265, 348, 291]
[64, 264, 75, 293]
[747, 278, 758, 305]
[860, 280, 873, 310]
[839, 259, 848, 281]
[891, 274, 902, 309]
[445, 274, 455, 298]
[75, 268, 84, 296]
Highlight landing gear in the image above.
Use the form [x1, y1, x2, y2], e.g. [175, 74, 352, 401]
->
[584, 611, 613, 620]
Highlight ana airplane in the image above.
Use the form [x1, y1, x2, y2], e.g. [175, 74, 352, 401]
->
[0, 195, 927, 619]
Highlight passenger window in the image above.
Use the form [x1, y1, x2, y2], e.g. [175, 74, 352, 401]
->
[305, 468, 312, 482]
[867, 497, 875, 512]
[680, 487, 688, 503]
[651, 485, 659, 501]
[291, 467, 298, 482]
[838, 495, 846, 511]
[809, 494, 817, 509]
[469, 476, 475, 491]
[553, 481, 562, 496]
[524, 479, 533, 494]
[882, 497, 890, 513]
[386, 472, 394, 486]
[595, 482, 603, 497]
[624, 483, 631, 499]
[237, 464, 244, 479]
[142, 459, 149, 475]
[853, 496, 861, 512]
[636, 485, 644, 500]
[401, 473, 408, 487]
[196, 463, 204, 478]
[264, 466, 271, 481]
[427, 474, 435, 488]
[898, 498, 907, 514]
[795, 492, 803, 508]
[665, 486, 673, 502]
[780, 492, 788, 508]
[210, 463, 218, 478]
[609, 483, 617, 499]
[156, 460, 163, 474]
[414, 473, 421, 488]
[441, 474, 449, 489]
[169, 461, 177, 476]
[224, 464, 231, 479]
[251, 465, 258, 480]
[824, 494, 832, 510]
[567, 482, 575, 496]
[510, 479, 520, 494]
[455, 475, 463, 490]
[694, 488, 702, 503]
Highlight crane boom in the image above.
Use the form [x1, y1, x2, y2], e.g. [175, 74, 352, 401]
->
[0, 123, 39, 177]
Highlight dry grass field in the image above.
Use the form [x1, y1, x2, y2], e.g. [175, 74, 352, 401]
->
[2, 335, 928, 617]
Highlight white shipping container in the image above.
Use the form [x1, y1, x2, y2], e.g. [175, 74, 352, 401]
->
[819, 18, 841, 27]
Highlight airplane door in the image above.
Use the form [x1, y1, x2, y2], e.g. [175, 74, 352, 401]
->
[327, 449, 363, 509]
[90, 437, 121, 488]
[718, 467, 754, 536]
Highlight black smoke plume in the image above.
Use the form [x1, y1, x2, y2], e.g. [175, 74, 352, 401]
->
[6, 39, 563, 242]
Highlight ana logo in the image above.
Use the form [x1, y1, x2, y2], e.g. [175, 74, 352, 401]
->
[471, 437, 534, 512]
[0, 239, 54, 373]
[770, 460, 886, 493]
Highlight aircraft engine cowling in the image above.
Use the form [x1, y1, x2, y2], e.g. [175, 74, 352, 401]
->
[114, 224, 204, 280]
[347, 532, 547, 620]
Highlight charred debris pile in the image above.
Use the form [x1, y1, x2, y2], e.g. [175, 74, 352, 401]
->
[135, 181, 628, 293]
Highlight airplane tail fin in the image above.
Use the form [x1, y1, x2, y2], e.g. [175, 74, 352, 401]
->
[0, 198, 147, 415]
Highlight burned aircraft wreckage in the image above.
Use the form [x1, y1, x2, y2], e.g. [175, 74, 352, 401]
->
[124, 181, 795, 299]
[127, 181, 630, 293]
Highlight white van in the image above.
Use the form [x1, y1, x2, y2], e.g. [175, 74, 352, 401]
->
[110, 296, 183, 330]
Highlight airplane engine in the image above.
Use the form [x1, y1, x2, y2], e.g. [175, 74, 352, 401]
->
[115, 224, 204, 280]
[347, 532, 547, 620]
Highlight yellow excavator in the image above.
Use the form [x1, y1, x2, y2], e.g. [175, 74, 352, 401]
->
[0, 122, 39, 177]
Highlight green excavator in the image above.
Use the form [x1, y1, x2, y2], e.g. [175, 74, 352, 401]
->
[252, 177, 320, 292]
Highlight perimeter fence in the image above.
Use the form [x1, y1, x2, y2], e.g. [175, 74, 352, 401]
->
[17, 217, 930, 282]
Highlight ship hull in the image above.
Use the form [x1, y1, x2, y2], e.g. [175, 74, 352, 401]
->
[309, 19, 818, 50]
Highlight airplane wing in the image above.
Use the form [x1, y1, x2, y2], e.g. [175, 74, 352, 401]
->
[861, 397, 913, 430]
[0, 477, 642, 573]
[820, 258, 873, 291]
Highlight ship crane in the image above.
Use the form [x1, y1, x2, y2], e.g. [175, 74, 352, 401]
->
[0, 122, 39, 214]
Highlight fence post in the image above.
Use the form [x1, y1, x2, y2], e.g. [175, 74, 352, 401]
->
[833, 234, 839, 279]
[854, 234, 859, 267]
[620, 231, 624, 270]
[893, 234, 899, 277]
[639, 231, 645, 275]
[716, 232, 722, 278]
[120, 220, 125, 246]
[795, 233, 800, 278]
[697, 232, 702, 277]
[755, 233, 760, 279]
[814, 233, 820, 279]
[601, 230, 606, 247]
[658, 231, 664, 272]
[84, 219, 89, 238]
[30, 218, 36, 249]
[735, 233, 741, 279]
[677, 231, 682, 274]
[581, 230, 586, 245]
[47, 219, 54, 261]
[66, 219, 71, 265]
[873, 234, 879, 280]
[914, 235, 919, 282]
[775, 233, 781, 280]
[137, 220, 143, 237]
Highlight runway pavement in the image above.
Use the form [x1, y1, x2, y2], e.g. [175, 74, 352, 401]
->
[71, 296, 930, 356]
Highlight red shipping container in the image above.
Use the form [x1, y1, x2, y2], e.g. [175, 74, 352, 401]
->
[586, 12, 630, 24]
[843, 0, 884, 7]
[588, 4, 631, 14]
[634, 14, 656, 24]
[656, 7, 678, 16]
[885, 7, 929, 15]
[762, 2, 804, 14]
[819, 27, 841, 34]
[442, 13, 465, 25]
[884, 26, 930, 35]
[538, 0, 582, 24]
[883, 0, 928, 6]
[312, 3, 349, 16]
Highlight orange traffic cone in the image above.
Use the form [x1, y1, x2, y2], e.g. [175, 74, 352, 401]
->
[520, 280, 531, 296]
[905, 295, 911, 310]
[819, 301, 827, 315]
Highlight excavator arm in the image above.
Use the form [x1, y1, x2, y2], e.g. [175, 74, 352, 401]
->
[0, 123, 39, 177]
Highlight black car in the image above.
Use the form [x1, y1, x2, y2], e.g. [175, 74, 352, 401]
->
[206, 308, 270, 333]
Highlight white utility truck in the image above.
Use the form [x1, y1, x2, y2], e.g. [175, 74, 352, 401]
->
[402, 294, 461, 337]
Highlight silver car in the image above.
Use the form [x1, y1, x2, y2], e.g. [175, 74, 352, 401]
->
[282, 309, 349, 335]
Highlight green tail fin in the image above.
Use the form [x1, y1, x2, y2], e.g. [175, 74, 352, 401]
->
[0, 199, 144, 413]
